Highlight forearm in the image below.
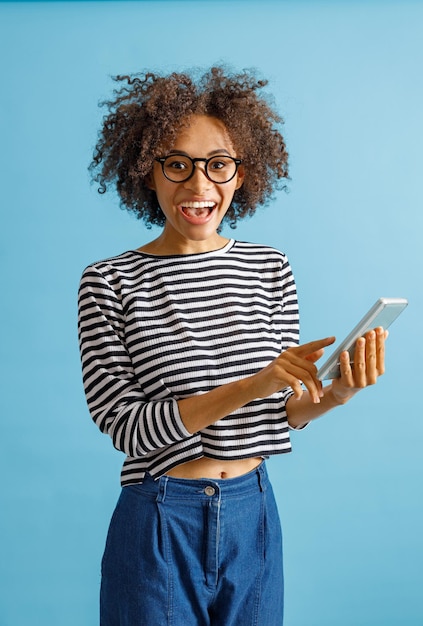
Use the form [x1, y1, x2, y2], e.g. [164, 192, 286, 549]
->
[178, 376, 260, 434]
[286, 383, 353, 429]
[179, 377, 345, 436]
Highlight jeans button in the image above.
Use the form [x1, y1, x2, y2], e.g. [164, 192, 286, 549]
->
[204, 486, 216, 496]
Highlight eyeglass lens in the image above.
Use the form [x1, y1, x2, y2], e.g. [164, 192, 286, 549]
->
[161, 155, 238, 183]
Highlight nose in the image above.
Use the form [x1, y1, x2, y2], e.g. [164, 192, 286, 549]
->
[183, 163, 213, 193]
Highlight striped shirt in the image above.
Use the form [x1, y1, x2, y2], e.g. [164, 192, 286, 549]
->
[78, 239, 300, 485]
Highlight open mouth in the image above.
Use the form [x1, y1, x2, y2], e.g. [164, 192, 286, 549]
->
[179, 201, 217, 223]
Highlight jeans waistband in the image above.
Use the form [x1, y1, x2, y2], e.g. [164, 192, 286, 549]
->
[130, 461, 269, 502]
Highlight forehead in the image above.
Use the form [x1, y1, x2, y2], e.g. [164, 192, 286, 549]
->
[170, 114, 235, 153]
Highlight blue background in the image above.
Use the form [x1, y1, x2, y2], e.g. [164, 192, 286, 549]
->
[1, 1, 422, 624]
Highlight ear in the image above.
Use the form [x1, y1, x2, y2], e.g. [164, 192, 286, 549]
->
[235, 164, 245, 190]
[145, 171, 156, 191]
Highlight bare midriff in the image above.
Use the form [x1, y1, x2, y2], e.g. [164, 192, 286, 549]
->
[165, 456, 263, 480]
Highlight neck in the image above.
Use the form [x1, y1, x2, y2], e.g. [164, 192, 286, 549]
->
[138, 230, 230, 256]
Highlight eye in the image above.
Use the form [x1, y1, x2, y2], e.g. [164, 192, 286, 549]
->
[209, 157, 231, 170]
[166, 158, 189, 171]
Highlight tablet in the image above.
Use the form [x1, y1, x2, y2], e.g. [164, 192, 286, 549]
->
[317, 297, 408, 380]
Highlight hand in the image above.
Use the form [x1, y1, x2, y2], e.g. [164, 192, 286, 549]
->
[330, 327, 388, 404]
[253, 336, 336, 404]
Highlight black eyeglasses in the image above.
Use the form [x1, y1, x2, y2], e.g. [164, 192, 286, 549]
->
[155, 154, 243, 184]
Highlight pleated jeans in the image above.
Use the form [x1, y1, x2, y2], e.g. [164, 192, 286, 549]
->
[100, 462, 284, 626]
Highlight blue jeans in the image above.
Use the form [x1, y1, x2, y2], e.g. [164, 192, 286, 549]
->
[100, 462, 284, 625]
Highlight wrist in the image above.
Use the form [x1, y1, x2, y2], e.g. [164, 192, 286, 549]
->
[327, 381, 356, 406]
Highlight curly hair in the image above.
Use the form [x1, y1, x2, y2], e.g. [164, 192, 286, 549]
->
[89, 66, 289, 228]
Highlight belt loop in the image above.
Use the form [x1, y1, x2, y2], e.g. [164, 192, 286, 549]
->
[257, 463, 266, 492]
[156, 476, 168, 503]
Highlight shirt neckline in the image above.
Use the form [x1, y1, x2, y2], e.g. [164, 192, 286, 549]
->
[130, 239, 236, 260]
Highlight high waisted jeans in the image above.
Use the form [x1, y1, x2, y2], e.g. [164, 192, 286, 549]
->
[100, 462, 284, 626]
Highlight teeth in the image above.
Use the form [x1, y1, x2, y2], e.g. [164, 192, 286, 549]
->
[181, 201, 215, 209]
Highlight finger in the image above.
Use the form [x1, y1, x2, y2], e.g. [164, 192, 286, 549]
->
[287, 378, 305, 401]
[292, 364, 323, 403]
[375, 326, 386, 375]
[353, 336, 367, 387]
[277, 357, 323, 403]
[272, 363, 306, 401]
[294, 336, 336, 358]
[298, 370, 323, 403]
[339, 350, 355, 387]
[281, 351, 321, 374]
[365, 330, 377, 385]
[281, 350, 324, 378]
[304, 348, 326, 363]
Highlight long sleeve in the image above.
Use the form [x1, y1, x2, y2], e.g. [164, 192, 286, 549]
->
[78, 265, 192, 457]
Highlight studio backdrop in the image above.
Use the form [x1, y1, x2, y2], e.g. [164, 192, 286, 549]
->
[1, 1, 422, 625]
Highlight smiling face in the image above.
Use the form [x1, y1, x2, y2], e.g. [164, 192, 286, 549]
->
[147, 114, 244, 254]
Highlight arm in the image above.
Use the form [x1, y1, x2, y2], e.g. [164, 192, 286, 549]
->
[78, 266, 192, 457]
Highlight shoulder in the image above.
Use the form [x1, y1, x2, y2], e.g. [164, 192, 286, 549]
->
[231, 240, 290, 264]
[80, 250, 147, 281]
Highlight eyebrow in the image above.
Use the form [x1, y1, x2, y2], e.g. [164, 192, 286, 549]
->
[167, 149, 233, 157]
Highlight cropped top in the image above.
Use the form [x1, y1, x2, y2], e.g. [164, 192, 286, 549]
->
[78, 239, 300, 485]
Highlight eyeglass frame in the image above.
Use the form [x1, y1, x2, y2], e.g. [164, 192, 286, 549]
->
[154, 154, 243, 184]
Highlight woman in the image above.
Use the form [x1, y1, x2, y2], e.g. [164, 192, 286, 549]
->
[78, 67, 386, 626]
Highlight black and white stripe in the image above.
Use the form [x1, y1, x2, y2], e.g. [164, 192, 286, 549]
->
[78, 239, 299, 485]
